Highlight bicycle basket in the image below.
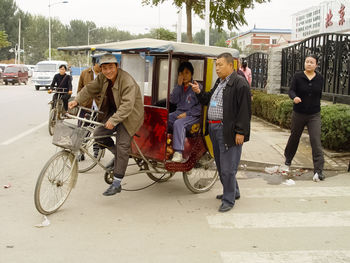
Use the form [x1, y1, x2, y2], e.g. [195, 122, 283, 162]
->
[52, 121, 87, 151]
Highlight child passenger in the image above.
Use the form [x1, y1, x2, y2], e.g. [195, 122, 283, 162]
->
[168, 62, 202, 162]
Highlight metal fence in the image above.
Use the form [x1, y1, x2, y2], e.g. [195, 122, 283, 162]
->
[245, 52, 268, 89]
[281, 33, 350, 101]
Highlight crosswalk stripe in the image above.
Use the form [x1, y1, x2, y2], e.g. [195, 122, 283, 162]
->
[242, 186, 350, 198]
[221, 250, 350, 263]
[198, 187, 350, 199]
[207, 211, 350, 229]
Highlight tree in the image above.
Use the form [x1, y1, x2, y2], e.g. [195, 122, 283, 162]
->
[142, 0, 270, 43]
[147, 27, 176, 41]
[0, 31, 10, 48]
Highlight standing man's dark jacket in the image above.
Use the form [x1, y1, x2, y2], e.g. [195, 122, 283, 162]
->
[196, 72, 251, 147]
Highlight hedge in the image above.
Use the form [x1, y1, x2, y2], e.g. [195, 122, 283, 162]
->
[251, 90, 350, 151]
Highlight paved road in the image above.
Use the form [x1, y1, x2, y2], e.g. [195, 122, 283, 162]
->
[1, 80, 350, 263]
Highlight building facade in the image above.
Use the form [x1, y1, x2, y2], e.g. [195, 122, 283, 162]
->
[226, 28, 292, 52]
[292, 0, 350, 41]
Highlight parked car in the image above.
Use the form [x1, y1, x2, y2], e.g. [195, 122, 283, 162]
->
[32, 60, 68, 90]
[2, 64, 29, 85]
[26, 64, 35, 78]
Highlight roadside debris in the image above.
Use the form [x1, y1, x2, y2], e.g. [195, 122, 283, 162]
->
[35, 216, 50, 228]
[282, 179, 296, 186]
[3, 184, 11, 188]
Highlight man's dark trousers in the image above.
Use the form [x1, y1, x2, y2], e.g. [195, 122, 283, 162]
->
[209, 123, 242, 207]
[94, 123, 132, 179]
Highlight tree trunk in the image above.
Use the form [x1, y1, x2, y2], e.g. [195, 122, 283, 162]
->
[185, 0, 192, 43]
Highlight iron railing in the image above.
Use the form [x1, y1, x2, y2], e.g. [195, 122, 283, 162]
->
[281, 33, 350, 101]
[244, 52, 268, 89]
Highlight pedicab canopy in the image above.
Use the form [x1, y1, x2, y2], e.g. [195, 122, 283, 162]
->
[57, 38, 239, 58]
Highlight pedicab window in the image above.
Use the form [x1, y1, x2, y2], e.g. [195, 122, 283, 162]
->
[158, 58, 180, 102]
[121, 54, 153, 100]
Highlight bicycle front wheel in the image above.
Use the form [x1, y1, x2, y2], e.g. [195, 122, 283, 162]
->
[48, 109, 56, 136]
[78, 141, 105, 173]
[34, 150, 78, 215]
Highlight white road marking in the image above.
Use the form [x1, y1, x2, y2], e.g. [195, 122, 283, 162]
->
[207, 211, 350, 229]
[198, 187, 350, 199]
[242, 187, 350, 198]
[0, 121, 48, 145]
[221, 250, 350, 263]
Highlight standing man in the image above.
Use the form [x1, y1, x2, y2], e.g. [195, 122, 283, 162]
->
[76, 56, 101, 161]
[191, 53, 251, 212]
[69, 53, 144, 196]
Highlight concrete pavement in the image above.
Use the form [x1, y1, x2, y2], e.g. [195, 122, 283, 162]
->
[241, 116, 350, 173]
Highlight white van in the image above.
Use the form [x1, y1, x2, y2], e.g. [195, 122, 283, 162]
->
[32, 60, 68, 90]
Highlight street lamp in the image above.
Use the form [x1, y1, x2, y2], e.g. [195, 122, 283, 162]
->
[87, 26, 98, 65]
[48, 0, 68, 61]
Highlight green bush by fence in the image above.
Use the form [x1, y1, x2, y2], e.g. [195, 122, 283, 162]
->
[251, 90, 350, 151]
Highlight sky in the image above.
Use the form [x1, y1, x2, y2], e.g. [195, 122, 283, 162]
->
[14, 0, 326, 35]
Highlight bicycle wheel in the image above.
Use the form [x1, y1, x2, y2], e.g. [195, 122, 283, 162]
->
[48, 109, 56, 136]
[183, 155, 218, 193]
[34, 150, 78, 215]
[133, 157, 174, 182]
[78, 141, 105, 173]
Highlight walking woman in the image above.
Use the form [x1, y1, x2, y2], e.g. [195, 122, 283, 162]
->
[284, 54, 325, 181]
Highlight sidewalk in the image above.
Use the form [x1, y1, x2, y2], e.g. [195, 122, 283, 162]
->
[241, 116, 350, 172]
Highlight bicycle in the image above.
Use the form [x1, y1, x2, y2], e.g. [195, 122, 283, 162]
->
[48, 88, 69, 136]
[35, 106, 217, 215]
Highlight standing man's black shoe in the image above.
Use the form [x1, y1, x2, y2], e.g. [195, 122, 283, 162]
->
[218, 203, 233, 212]
[285, 159, 292, 166]
[216, 194, 240, 200]
[103, 184, 121, 196]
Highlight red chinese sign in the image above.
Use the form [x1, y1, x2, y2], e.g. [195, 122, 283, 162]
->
[339, 4, 345, 26]
[325, 9, 333, 28]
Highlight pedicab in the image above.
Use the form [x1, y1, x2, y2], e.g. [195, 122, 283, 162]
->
[34, 38, 240, 215]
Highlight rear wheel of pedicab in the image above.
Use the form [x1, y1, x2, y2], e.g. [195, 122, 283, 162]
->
[48, 108, 56, 136]
[34, 150, 78, 215]
[183, 155, 218, 193]
[78, 140, 105, 173]
[134, 157, 174, 182]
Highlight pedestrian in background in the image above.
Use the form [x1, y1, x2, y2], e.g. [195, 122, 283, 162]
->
[284, 54, 325, 182]
[192, 53, 251, 212]
[240, 60, 252, 86]
[76, 56, 101, 161]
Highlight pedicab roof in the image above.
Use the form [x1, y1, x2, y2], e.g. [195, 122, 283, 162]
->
[57, 38, 239, 58]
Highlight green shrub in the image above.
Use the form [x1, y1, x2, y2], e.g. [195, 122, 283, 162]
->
[251, 90, 350, 151]
[321, 104, 350, 151]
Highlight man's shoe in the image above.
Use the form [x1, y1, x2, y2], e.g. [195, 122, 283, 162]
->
[216, 194, 240, 200]
[103, 184, 121, 196]
[285, 159, 292, 166]
[77, 154, 85, 162]
[218, 203, 233, 212]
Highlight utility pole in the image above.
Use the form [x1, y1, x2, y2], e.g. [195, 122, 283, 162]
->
[18, 18, 21, 64]
[177, 5, 182, 42]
